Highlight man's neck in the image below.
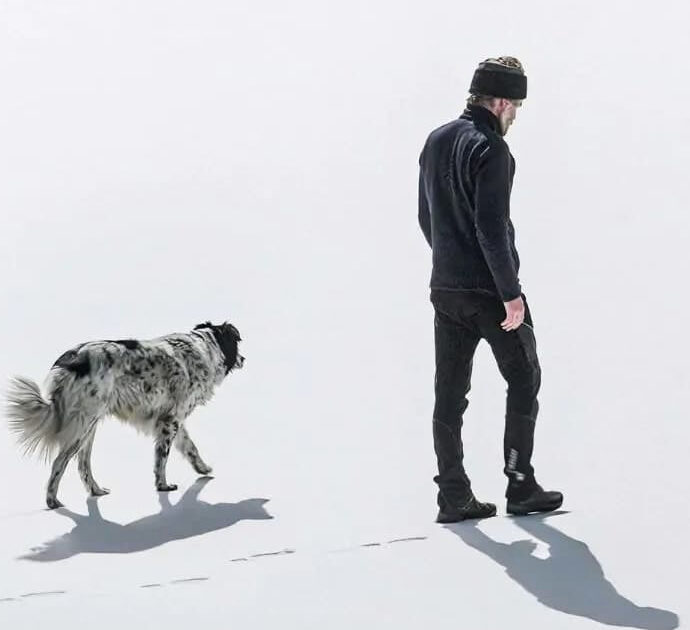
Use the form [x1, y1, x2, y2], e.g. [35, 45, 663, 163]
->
[464, 104, 503, 135]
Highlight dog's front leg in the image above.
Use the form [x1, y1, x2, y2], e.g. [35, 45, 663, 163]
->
[154, 414, 180, 492]
[174, 425, 213, 476]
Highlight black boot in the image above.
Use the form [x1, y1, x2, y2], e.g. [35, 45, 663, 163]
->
[437, 494, 497, 523]
[506, 479, 563, 516]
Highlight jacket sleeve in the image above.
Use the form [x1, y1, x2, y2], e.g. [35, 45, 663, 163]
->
[418, 157, 432, 248]
[473, 142, 522, 302]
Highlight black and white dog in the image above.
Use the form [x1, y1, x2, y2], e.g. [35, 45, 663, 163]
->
[5, 321, 244, 509]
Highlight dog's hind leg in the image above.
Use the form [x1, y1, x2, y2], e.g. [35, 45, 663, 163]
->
[46, 440, 82, 509]
[78, 423, 110, 497]
[154, 414, 180, 492]
[174, 425, 213, 476]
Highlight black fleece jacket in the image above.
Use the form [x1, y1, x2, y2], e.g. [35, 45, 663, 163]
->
[418, 105, 522, 302]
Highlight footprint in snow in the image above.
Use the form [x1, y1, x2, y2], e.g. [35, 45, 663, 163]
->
[250, 549, 295, 558]
[20, 591, 66, 598]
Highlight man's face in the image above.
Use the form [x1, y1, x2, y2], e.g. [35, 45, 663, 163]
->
[497, 98, 522, 135]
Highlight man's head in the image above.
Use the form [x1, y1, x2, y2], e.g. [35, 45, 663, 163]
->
[468, 56, 526, 136]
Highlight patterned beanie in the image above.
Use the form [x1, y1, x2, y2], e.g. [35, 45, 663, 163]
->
[469, 56, 527, 100]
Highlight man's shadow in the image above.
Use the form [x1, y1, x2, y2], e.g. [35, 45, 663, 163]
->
[20, 478, 273, 562]
[446, 513, 679, 630]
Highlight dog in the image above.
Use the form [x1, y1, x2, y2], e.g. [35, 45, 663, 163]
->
[5, 321, 244, 509]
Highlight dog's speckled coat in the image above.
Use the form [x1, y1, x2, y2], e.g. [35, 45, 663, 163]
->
[5, 322, 244, 508]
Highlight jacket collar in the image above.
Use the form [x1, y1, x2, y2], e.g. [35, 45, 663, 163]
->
[461, 104, 502, 135]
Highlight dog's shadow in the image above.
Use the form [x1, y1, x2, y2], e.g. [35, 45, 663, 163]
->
[446, 513, 679, 630]
[20, 478, 272, 562]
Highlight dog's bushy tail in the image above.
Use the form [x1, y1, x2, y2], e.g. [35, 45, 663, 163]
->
[5, 376, 60, 460]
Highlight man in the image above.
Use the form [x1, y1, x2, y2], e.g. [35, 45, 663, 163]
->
[418, 57, 563, 523]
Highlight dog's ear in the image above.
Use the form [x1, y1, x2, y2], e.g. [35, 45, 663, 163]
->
[193, 321, 214, 331]
[222, 322, 241, 341]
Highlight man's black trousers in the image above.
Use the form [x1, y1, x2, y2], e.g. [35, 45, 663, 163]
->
[431, 289, 542, 508]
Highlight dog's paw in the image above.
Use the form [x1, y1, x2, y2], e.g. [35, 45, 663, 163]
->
[46, 497, 64, 510]
[157, 483, 178, 492]
[195, 464, 213, 475]
[91, 487, 110, 497]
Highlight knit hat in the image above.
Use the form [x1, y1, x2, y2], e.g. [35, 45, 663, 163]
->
[469, 56, 527, 100]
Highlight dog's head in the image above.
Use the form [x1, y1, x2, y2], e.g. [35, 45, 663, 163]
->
[193, 321, 244, 373]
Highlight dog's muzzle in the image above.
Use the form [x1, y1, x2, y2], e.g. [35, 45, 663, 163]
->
[235, 355, 245, 369]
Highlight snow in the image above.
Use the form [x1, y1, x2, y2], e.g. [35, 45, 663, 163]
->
[0, 1, 687, 627]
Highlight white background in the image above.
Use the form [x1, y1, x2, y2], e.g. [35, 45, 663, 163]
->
[0, 1, 687, 628]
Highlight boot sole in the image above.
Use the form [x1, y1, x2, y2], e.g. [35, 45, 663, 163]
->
[436, 508, 497, 523]
[506, 496, 563, 516]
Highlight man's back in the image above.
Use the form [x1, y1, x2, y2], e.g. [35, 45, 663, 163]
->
[419, 104, 522, 303]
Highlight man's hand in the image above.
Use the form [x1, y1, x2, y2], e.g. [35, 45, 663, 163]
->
[501, 295, 525, 331]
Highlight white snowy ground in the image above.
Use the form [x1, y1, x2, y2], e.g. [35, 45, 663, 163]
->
[0, 1, 688, 628]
